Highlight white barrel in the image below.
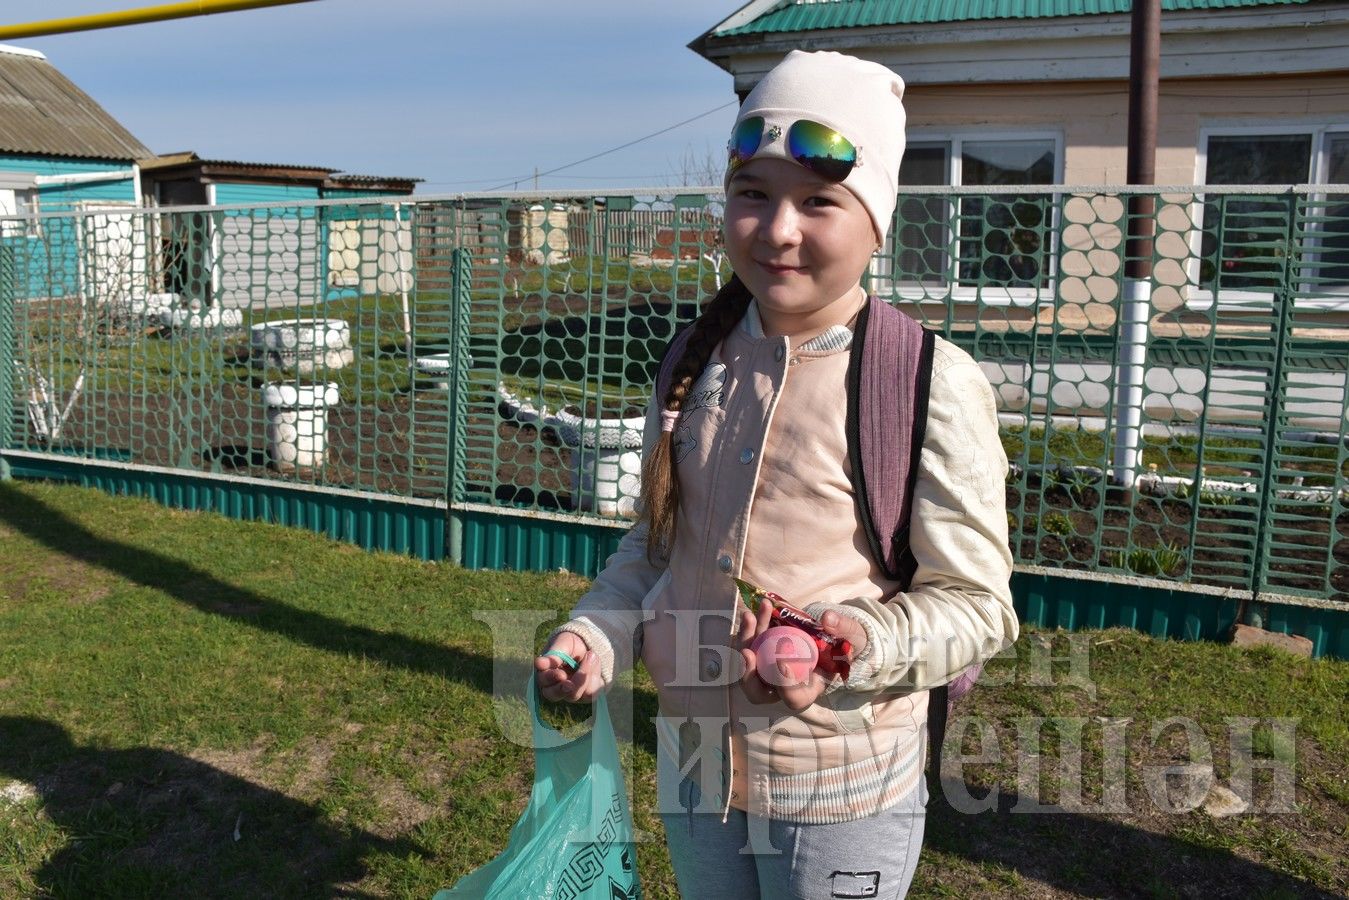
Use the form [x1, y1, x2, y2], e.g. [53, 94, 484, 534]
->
[251, 318, 355, 375]
[568, 414, 645, 517]
[576, 444, 643, 517]
[262, 382, 340, 472]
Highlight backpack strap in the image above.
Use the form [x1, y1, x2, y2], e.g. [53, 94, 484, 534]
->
[845, 295, 934, 587]
[846, 296, 954, 796]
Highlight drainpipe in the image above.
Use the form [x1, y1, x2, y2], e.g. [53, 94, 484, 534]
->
[34, 170, 136, 187]
[0, 0, 321, 40]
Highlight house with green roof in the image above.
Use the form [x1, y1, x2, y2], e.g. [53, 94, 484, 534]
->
[692, 0, 1349, 308]
[694, 0, 1347, 186]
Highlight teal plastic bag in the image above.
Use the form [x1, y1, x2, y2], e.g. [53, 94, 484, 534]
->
[434, 679, 641, 899]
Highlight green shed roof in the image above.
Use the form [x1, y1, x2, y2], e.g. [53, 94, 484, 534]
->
[717, 0, 1319, 35]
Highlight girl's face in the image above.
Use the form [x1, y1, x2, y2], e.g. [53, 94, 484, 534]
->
[724, 157, 878, 340]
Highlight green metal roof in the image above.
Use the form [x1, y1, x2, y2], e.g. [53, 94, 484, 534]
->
[717, 0, 1318, 35]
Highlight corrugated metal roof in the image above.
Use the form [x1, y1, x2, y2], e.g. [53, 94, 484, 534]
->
[326, 173, 423, 185]
[718, 0, 1319, 34]
[0, 46, 151, 161]
[140, 152, 337, 175]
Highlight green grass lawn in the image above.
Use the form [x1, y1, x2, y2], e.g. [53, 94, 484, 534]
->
[15, 294, 423, 404]
[0, 480, 1345, 898]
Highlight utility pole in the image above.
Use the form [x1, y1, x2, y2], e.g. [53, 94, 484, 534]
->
[1112, 0, 1161, 488]
[1127, 0, 1161, 274]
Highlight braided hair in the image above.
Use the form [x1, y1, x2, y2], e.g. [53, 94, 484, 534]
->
[639, 275, 754, 561]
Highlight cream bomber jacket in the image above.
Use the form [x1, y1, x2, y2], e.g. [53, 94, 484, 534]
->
[556, 304, 1017, 823]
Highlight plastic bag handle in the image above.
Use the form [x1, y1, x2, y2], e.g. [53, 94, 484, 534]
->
[526, 675, 610, 750]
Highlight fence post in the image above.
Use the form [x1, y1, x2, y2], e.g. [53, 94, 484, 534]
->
[0, 244, 13, 480]
[444, 245, 471, 564]
[1250, 192, 1299, 603]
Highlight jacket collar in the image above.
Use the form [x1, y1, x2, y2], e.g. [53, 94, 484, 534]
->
[741, 299, 856, 352]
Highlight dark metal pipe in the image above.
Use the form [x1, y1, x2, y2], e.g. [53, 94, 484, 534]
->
[1126, 0, 1161, 278]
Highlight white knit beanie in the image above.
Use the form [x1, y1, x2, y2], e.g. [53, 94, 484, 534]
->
[727, 50, 907, 242]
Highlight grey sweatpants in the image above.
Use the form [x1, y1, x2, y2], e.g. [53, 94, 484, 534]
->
[658, 764, 927, 899]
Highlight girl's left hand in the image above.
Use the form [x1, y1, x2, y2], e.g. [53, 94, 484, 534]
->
[735, 598, 867, 712]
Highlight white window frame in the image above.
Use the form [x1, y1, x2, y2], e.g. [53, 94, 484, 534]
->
[883, 129, 1064, 307]
[1189, 123, 1349, 312]
[0, 186, 41, 238]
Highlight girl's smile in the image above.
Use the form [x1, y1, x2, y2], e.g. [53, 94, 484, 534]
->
[724, 158, 878, 343]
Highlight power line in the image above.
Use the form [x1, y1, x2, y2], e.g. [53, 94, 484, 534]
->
[420, 172, 704, 186]
[481, 101, 736, 192]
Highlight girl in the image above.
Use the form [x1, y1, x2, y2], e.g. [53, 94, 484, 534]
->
[535, 50, 1017, 899]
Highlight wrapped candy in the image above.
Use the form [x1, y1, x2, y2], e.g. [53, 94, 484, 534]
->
[733, 577, 852, 681]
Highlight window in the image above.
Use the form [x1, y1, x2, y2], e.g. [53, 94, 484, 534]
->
[890, 145, 947, 286]
[1316, 134, 1349, 288]
[0, 187, 39, 238]
[1198, 127, 1349, 295]
[884, 134, 1059, 294]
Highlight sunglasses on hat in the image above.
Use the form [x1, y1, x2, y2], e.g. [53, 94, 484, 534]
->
[726, 116, 863, 183]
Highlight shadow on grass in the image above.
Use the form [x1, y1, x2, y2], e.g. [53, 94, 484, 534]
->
[0, 482, 659, 728]
[0, 480, 664, 787]
[0, 482, 494, 687]
[922, 783, 1338, 899]
[0, 716, 421, 898]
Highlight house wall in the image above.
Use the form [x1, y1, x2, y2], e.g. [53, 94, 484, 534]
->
[0, 154, 137, 209]
[211, 182, 320, 205]
[322, 200, 412, 301]
[903, 72, 1349, 185]
[215, 207, 322, 311]
[895, 73, 1349, 315]
[0, 154, 139, 300]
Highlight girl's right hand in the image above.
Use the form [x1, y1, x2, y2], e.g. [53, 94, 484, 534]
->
[534, 632, 602, 703]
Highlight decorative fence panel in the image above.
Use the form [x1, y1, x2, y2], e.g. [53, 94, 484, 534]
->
[2, 188, 1346, 620]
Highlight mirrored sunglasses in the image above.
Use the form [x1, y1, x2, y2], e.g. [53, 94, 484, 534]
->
[726, 116, 862, 183]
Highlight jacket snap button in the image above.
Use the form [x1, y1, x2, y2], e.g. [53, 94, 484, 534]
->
[703, 657, 722, 679]
[739, 448, 755, 464]
[774, 345, 785, 362]
[717, 554, 732, 573]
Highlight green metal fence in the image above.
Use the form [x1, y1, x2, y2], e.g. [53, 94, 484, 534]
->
[2, 187, 1346, 647]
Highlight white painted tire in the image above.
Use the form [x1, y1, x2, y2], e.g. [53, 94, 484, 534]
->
[262, 381, 340, 409]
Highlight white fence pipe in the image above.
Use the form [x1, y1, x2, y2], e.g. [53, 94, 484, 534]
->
[1111, 278, 1151, 487]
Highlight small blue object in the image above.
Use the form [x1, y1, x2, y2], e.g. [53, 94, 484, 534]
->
[544, 649, 580, 670]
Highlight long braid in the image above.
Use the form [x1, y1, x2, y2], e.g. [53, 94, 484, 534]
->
[640, 275, 753, 561]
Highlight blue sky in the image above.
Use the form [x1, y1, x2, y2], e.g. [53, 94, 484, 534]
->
[16, 0, 742, 192]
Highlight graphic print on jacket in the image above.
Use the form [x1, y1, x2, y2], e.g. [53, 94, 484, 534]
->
[673, 363, 726, 463]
